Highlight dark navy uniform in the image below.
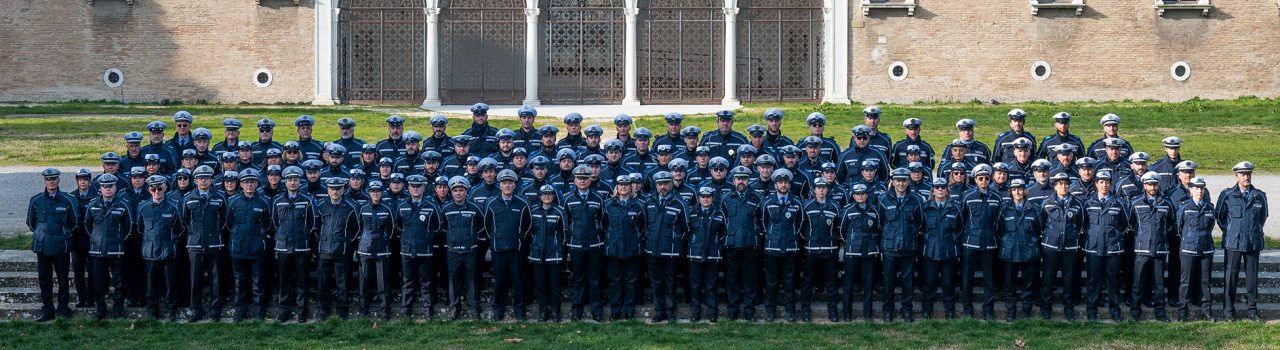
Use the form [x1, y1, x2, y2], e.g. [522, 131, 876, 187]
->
[1216, 181, 1268, 320]
[603, 196, 645, 319]
[27, 187, 80, 320]
[761, 192, 804, 321]
[441, 198, 485, 319]
[397, 197, 441, 318]
[357, 200, 397, 319]
[1176, 196, 1215, 320]
[563, 189, 607, 321]
[85, 192, 133, 319]
[1039, 193, 1085, 320]
[799, 196, 842, 321]
[483, 194, 533, 320]
[959, 187, 1003, 318]
[226, 191, 271, 320]
[686, 201, 726, 322]
[921, 197, 962, 319]
[643, 192, 689, 322]
[527, 202, 567, 322]
[1082, 192, 1129, 320]
[136, 196, 183, 319]
[839, 199, 881, 321]
[315, 197, 360, 320]
[996, 199, 1042, 320]
[1128, 192, 1175, 321]
[878, 191, 924, 322]
[272, 192, 316, 322]
[180, 189, 227, 321]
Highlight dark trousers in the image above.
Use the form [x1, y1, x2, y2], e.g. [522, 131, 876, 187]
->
[144, 258, 178, 316]
[276, 252, 310, 317]
[1131, 254, 1167, 319]
[763, 254, 797, 315]
[316, 253, 351, 318]
[124, 238, 146, 305]
[842, 255, 877, 320]
[36, 253, 72, 317]
[1085, 254, 1123, 317]
[188, 250, 223, 319]
[71, 243, 93, 306]
[648, 255, 679, 318]
[1224, 250, 1260, 315]
[724, 249, 761, 319]
[232, 257, 267, 318]
[568, 249, 603, 320]
[962, 249, 997, 316]
[1165, 236, 1182, 303]
[401, 255, 435, 318]
[801, 254, 839, 312]
[491, 250, 527, 319]
[531, 262, 563, 319]
[1040, 248, 1078, 313]
[358, 256, 391, 317]
[882, 253, 915, 320]
[1178, 253, 1212, 314]
[1003, 260, 1039, 315]
[608, 256, 640, 318]
[688, 259, 719, 320]
[447, 252, 480, 316]
[90, 256, 125, 317]
[921, 257, 958, 317]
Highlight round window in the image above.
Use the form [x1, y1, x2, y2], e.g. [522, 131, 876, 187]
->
[1170, 61, 1190, 82]
[103, 68, 124, 88]
[1032, 61, 1051, 81]
[254, 68, 273, 88]
[888, 61, 908, 81]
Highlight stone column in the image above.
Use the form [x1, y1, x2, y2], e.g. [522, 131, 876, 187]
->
[621, 0, 641, 106]
[821, 0, 851, 104]
[720, 0, 740, 106]
[523, 1, 541, 106]
[421, 3, 442, 108]
[312, 0, 339, 105]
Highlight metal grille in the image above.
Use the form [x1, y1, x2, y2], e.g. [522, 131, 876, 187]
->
[638, 0, 724, 104]
[439, 0, 526, 104]
[737, 0, 823, 102]
[338, 0, 426, 104]
[541, 0, 625, 104]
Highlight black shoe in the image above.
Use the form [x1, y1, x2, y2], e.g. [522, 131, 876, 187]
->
[277, 312, 293, 323]
[921, 310, 933, 320]
[95, 308, 108, 321]
[983, 311, 994, 321]
[1086, 310, 1098, 321]
[34, 313, 54, 322]
[766, 311, 777, 323]
[189, 314, 204, 323]
[1224, 310, 1236, 322]
[1110, 310, 1123, 322]
[1248, 310, 1262, 322]
[945, 311, 957, 320]
[1178, 310, 1189, 322]
[75, 301, 92, 308]
[1201, 310, 1215, 322]
[450, 309, 462, 321]
[829, 310, 840, 323]
[1005, 309, 1016, 322]
[902, 313, 914, 323]
[1064, 309, 1076, 321]
[168, 311, 180, 322]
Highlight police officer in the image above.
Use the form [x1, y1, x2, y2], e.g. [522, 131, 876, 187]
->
[854, 106, 892, 154]
[563, 165, 607, 321]
[464, 104, 499, 157]
[718, 165, 762, 321]
[213, 118, 244, 155]
[84, 173, 132, 319]
[528, 184, 567, 322]
[1087, 114, 1134, 160]
[839, 125, 890, 183]
[1040, 172, 1086, 320]
[891, 118, 935, 168]
[250, 119, 283, 165]
[397, 174, 442, 319]
[182, 165, 227, 322]
[960, 162, 1002, 320]
[612, 114, 638, 154]
[760, 168, 804, 322]
[1130, 172, 1175, 322]
[335, 117, 368, 168]
[167, 111, 196, 154]
[1037, 112, 1085, 160]
[315, 177, 360, 320]
[1177, 177, 1216, 322]
[294, 115, 325, 161]
[940, 119, 991, 165]
[377, 115, 407, 160]
[688, 186, 726, 322]
[761, 108, 794, 154]
[800, 177, 842, 322]
[28, 168, 80, 321]
[698, 110, 748, 160]
[273, 166, 317, 322]
[485, 169, 533, 321]
[1151, 136, 1184, 190]
[357, 180, 397, 320]
[839, 183, 880, 321]
[137, 175, 182, 320]
[1082, 170, 1129, 321]
[226, 169, 271, 321]
[1217, 161, 1268, 321]
[993, 109, 1037, 165]
[921, 177, 962, 320]
[645, 171, 688, 322]
[556, 113, 587, 154]
[879, 168, 924, 322]
[442, 176, 485, 320]
[141, 121, 178, 174]
[69, 169, 95, 309]
[599, 174, 642, 321]
[997, 179, 1041, 321]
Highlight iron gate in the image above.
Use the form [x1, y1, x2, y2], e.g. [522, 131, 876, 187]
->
[439, 0, 526, 104]
[638, 0, 724, 104]
[737, 0, 823, 102]
[541, 0, 625, 104]
[338, 0, 426, 103]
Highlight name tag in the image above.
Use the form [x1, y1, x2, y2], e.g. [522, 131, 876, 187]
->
[162, 214, 173, 218]
[253, 208, 264, 212]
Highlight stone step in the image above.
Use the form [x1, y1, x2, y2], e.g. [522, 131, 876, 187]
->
[0, 301, 1274, 323]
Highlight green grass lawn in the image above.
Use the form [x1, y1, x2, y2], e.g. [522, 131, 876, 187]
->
[2, 97, 1279, 173]
[0, 318, 1276, 349]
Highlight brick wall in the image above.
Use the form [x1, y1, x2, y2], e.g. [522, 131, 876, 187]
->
[850, 0, 1280, 103]
[0, 0, 315, 103]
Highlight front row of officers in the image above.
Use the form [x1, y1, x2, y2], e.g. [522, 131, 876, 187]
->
[28, 156, 1268, 324]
